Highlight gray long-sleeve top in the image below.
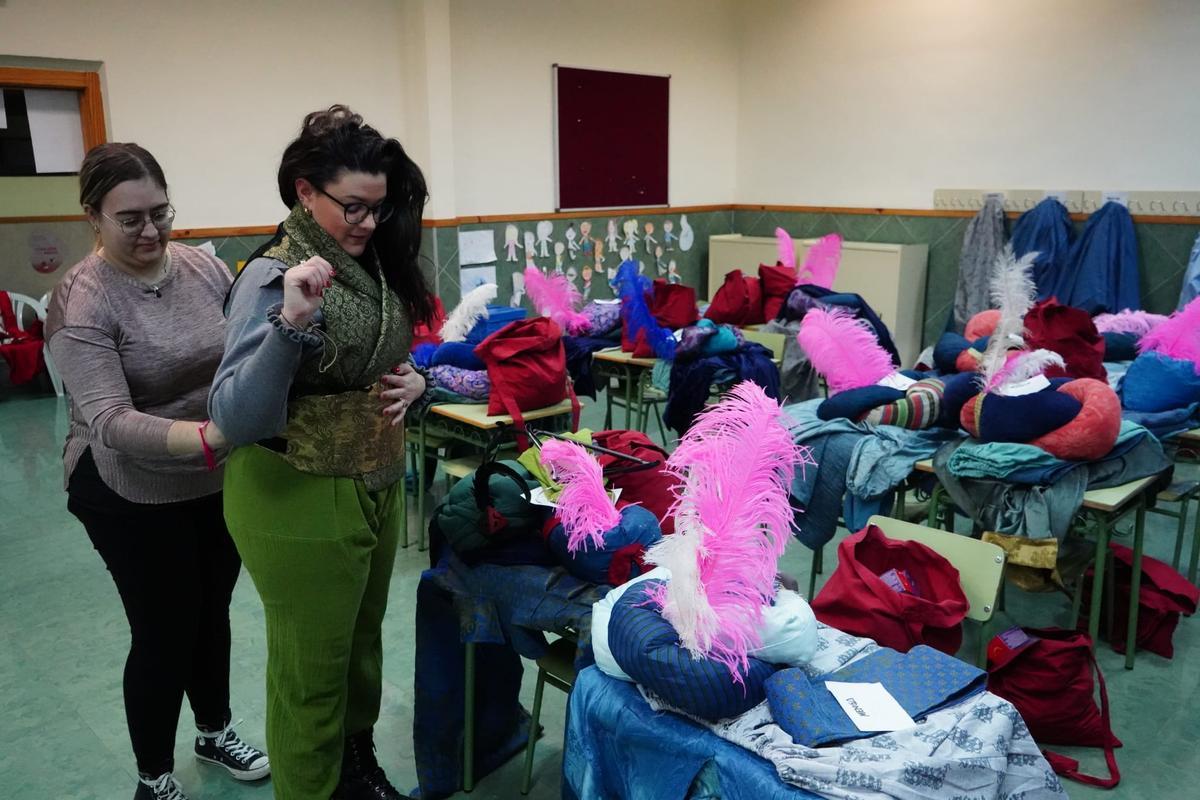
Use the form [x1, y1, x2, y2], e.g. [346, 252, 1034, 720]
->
[208, 257, 324, 447]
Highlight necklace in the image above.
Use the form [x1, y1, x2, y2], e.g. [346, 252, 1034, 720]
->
[99, 247, 171, 296]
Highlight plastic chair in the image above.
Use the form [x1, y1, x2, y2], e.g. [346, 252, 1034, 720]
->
[868, 514, 1006, 665]
[3, 291, 62, 397]
[519, 636, 577, 794]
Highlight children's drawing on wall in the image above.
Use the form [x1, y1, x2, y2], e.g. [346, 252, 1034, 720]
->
[566, 265, 579, 294]
[460, 264, 498, 293]
[523, 230, 538, 271]
[565, 222, 578, 259]
[623, 219, 639, 251]
[655, 245, 666, 275]
[667, 259, 681, 284]
[504, 224, 520, 262]
[554, 241, 566, 274]
[662, 219, 676, 250]
[678, 214, 695, 251]
[579, 221, 593, 261]
[582, 264, 593, 299]
[510, 269, 526, 308]
[605, 219, 620, 253]
[643, 221, 657, 254]
[536, 219, 553, 258]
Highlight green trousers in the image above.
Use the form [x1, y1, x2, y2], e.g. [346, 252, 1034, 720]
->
[224, 446, 400, 800]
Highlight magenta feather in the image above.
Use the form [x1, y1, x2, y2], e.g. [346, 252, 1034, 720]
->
[985, 349, 1065, 394]
[539, 440, 620, 553]
[797, 307, 896, 394]
[797, 233, 842, 288]
[644, 382, 815, 684]
[775, 227, 796, 269]
[1093, 310, 1170, 337]
[1139, 297, 1200, 366]
[524, 266, 591, 334]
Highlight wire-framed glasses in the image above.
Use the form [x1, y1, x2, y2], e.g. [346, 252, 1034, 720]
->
[102, 205, 176, 237]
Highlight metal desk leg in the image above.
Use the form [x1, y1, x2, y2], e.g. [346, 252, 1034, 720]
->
[1087, 515, 1111, 644]
[1125, 502, 1146, 670]
[927, 486, 943, 529]
[603, 367, 614, 429]
[463, 640, 476, 792]
[418, 416, 429, 550]
[808, 545, 823, 600]
[1189, 499, 1200, 585]
[623, 366, 634, 430]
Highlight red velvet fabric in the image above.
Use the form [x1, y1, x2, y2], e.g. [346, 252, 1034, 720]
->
[592, 429, 679, 535]
[759, 263, 797, 321]
[1024, 298, 1106, 380]
[705, 269, 764, 326]
[412, 295, 446, 348]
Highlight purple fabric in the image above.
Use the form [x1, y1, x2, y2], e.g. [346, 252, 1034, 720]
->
[581, 302, 622, 336]
[429, 365, 491, 400]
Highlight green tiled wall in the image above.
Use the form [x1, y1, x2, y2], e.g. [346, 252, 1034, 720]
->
[189, 208, 1198, 351]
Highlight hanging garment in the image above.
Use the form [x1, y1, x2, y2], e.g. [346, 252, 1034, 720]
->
[1012, 197, 1074, 298]
[1054, 201, 1140, 314]
[1179, 232, 1200, 310]
[953, 195, 1007, 331]
[663, 343, 779, 434]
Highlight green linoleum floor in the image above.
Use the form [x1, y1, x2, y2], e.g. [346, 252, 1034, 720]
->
[2, 388, 1199, 799]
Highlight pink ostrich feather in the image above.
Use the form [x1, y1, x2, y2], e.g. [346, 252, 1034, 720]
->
[797, 306, 895, 394]
[643, 382, 816, 685]
[797, 233, 842, 288]
[539, 439, 620, 553]
[1093, 310, 1170, 337]
[524, 266, 591, 334]
[1139, 297, 1200, 368]
[775, 227, 796, 269]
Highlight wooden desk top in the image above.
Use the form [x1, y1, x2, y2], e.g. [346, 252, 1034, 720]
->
[592, 347, 658, 368]
[912, 459, 1158, 513]
[428, 399, 576, 429]
[1178, 428, 1200, 444]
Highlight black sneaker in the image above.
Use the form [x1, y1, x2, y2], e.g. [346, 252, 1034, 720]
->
[133, 773, 189, 800]
[194, 721, 270, 781]
[333, 730, 411, 799]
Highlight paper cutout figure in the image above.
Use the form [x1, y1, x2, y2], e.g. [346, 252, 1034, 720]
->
[655, 245, 666, 275]
[523, 230, 538, 270]
[537, 220, 553, 258]
[605, 219, 620, 253]
[554, 241, 566, 274]
[619, 245, 632, 262]
[668, 259, 681, 284]
[504, 224, 520, 262]
[582, 264, 593, 299]
[679, 214, 695, 251]
[510, 269, 526, 307]
[565, 223, 579, 258]
[643, 221, 657, 254]
[566, 265, 579, 289]
[579, 221, 593, 261]
[638, 260, 646, 275]
[623, 219, 639, 251]
[663, 219, 676, 250]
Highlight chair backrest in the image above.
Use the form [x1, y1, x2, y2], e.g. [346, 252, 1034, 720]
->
[867, 514, 1005, 623]
[3, 292, 47, 333]
[741, 328, 786, 361]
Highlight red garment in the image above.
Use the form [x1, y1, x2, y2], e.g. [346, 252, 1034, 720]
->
[811, 524, 969, 655]
[412, 295, 446, 348]
[759, 263, 797, 322]
[0, 292, 46, 385]
[1023, 298, 1106, 380]
[592, 429, 679, 535]
[621, 280, 698, 357]
[1080, 544, 1199, 658]
[705, 269, 765, 326]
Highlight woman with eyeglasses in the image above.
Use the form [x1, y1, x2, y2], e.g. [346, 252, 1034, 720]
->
[208, 106, 433, 800]
[45, 143, 269, 800]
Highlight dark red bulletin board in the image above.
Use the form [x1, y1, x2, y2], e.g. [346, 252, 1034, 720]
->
[554, 65, 669, 210]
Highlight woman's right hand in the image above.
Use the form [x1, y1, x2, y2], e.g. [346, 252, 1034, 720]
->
[281, 256, 336, 328]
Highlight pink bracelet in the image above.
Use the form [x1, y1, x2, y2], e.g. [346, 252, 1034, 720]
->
[198, 421, 218, 472]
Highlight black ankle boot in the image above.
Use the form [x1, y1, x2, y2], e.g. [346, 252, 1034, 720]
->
[332, 730, 408, 800]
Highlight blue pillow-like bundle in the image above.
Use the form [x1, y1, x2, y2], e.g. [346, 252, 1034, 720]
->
[817, 385, 905, 421]
[431, 341, 487, 371]
[1122, 351, 1200, 413]
[545, 505, 662, 586]
[973, 387, 1082, 442]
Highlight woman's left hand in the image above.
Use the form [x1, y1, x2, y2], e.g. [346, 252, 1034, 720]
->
[381, 364, 426, 425]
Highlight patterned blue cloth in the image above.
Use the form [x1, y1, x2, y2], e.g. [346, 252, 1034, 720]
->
[765, 645, 987, 747]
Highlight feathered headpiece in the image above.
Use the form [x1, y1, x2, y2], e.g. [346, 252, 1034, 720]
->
[615, 259, 676, 360]
[644, 382, 814, 683]
[797, 233, 842, 288]
[1093, 309, 1170, 337]
[984, 349, 1065, 395]
[441, 283, 497, 342]
[1139, 297, 1200, 370]
[539, 439, 621, 553]
[524, 266, 591, 334]
[977, 245, 1039, 388]
[797, 306, 895, 394]
[775, 227, 796, 269]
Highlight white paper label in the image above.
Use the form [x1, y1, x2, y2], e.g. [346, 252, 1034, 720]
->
[825, 681, 916, 733]
[996, 374, 1051, 397]
[530, 486, 621, 509]
[878, 372, 917, 391]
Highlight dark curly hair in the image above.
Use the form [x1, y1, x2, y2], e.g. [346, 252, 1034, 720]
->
[79, 142, 168, 211]
[278, 105, 432, 322]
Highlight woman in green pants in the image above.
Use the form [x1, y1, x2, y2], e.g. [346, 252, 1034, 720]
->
[209, 105, 432, 800]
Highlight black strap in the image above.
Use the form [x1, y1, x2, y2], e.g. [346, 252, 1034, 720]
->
[472, 460, 532, 512]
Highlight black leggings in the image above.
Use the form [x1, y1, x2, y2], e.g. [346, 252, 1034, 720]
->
[67, 450, 242, 777]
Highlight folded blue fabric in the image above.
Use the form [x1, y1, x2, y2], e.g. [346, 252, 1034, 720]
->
[975, 387, 1082, 443]
[546, 505, 662, 585]
[700, 321, 739, 356]
[1121, 351, 1200, 413]
[1122, 403, 1200, 441]
[609, 581, 777, 721]
[765, 645, 987, 747]
[817, 385, 906, 421]
[412, 342, 437, 368]
[1102, 332, 1139, 363]
[431, 341, 487, 371]
[953, 419, 1151, 485]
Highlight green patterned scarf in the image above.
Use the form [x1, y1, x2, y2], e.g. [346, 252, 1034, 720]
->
[264, 205, 412, 394]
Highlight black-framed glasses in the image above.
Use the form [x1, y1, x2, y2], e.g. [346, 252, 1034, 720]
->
[315, 186, 394, 225]
[102, 205, 176, 237]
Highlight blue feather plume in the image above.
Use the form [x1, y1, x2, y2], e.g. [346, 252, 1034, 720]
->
[615, 260, 676, 360]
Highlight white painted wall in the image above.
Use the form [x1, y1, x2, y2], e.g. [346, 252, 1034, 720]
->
[448, 0, 741, 216]
[736, 0, 1200, 207]
[0, 0, 410, 228]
